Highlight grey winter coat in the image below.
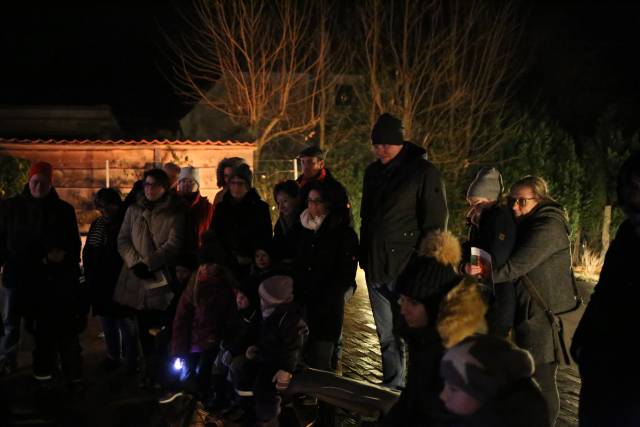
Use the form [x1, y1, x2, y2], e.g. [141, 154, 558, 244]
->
[360, 142, 448, 284]
[114, 194, 185, 311]
[493, 202, 573, 364]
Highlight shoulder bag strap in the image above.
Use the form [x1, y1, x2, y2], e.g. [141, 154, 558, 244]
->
[521, 275, 572, 365]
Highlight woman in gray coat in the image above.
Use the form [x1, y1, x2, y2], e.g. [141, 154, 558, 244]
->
[115, 168, 185, 386]
[468, 175, 573, 427]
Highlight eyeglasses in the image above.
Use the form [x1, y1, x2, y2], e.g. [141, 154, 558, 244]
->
[508, 197, 536, 208]
[307, 198, 325, 205]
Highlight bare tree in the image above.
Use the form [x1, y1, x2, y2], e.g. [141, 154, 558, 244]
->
[358, 0, 520, 177]
[166, 0, 339, 167]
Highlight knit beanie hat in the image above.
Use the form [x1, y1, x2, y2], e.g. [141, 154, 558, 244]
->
[258, 275, 294, 307]
[371, 113, 404, 145]
[396, 230, 462, 304]
[29, 161, 53, 182]
[178, 166, 200, 186]
[466, 167, 503, 201]
[440, 334, 535, 404]
[230, 163, 253, 187]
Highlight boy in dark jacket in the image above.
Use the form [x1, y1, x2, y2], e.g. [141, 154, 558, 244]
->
[238, 275, 306, 426]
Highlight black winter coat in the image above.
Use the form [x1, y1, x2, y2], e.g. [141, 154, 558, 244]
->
[465, 204, 516, 269]
[0, 186, 81, 315]
[386, 326, 444, 426]
[572, 219, 640, 380]
[360, 142, 448, 283]
[222, 307, 261, 358]
[464, 204, 517, 337]
[273, 215, 303, 271]
[83, 215, 125, 317]
[294, 212, 358, 341]
[257, 302, 306, 373]
[493, 203, 574, 364]
[207, 189, 272, 276]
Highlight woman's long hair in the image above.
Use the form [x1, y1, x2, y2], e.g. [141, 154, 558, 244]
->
[511, 175, 557, 204]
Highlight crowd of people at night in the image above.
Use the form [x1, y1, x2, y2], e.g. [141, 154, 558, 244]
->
[1, 112, 638, 427]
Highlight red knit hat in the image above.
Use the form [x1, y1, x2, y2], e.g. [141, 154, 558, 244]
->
[28, 161, 53, 182]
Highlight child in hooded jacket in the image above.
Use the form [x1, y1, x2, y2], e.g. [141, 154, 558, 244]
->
[236, 275, 307, 426]
[170, 263, 236, 400]
[437, 333, 548, 427]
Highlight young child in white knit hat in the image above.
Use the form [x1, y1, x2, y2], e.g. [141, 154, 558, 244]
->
[238, 275, 307, 426]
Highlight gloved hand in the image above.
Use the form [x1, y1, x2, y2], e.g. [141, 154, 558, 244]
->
[132, 262, 154, 280]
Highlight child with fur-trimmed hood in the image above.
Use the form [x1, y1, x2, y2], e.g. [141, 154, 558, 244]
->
[384, 231, 488, 427]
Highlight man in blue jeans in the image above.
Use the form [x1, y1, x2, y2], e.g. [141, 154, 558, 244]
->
[360, 113, 448, 389]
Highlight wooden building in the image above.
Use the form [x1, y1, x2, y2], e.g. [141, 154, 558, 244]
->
[0, 138, 256, 231]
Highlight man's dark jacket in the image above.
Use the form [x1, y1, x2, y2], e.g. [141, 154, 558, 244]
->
[493, 202, 574, 364]
[360, 142, 448, 284]
[0, 186, 81, 315]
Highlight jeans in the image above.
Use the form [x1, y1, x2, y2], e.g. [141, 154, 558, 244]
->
[0, 287, 21, 364]
[100, 316, 138, 370]
[367, 280, 406, 389]
[534, 362, 559, 427]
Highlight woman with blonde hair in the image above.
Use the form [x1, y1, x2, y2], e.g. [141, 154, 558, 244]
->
[468, 175, 575, 426]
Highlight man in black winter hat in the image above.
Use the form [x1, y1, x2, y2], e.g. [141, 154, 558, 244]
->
[360, 112, 448, 389]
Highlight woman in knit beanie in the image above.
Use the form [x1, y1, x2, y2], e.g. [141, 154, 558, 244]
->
[463, 167, 517, 339]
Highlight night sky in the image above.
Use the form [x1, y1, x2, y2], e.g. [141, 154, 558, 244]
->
[0, 1, 639, 139]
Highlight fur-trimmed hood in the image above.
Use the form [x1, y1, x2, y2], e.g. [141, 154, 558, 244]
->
[437, 276, 488, 348]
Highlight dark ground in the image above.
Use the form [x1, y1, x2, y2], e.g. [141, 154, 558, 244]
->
[0, 270, 591, 426]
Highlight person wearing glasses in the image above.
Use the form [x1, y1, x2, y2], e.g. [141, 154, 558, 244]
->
[294, 180, 358, 427]
[213, 157, 246, 205]
[463, 167, 516, 338]
[467, 175, 573, 427]
[115, 168, 186, 388]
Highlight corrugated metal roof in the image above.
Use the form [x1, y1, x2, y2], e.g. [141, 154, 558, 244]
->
[0, 138, 255, 146]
